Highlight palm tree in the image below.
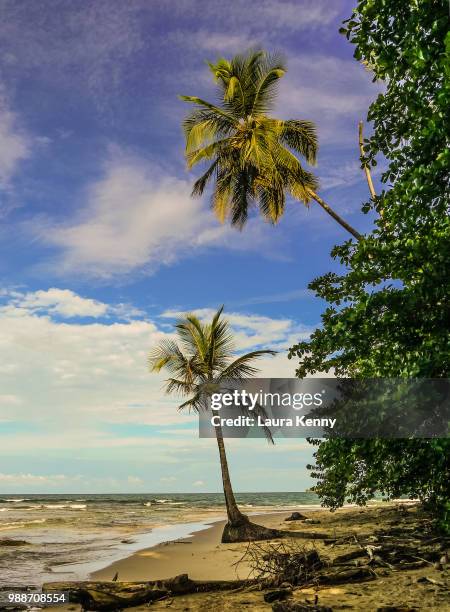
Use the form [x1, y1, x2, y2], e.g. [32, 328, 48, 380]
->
[148, 306, 281, 542]
[179, 50, 362, 240]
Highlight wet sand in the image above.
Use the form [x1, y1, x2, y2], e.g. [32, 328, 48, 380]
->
[92, 512, 288, 582]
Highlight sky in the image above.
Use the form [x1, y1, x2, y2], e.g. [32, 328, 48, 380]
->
[0, 0, 383, 494]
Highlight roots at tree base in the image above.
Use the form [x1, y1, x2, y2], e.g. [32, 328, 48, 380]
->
[221, 515, 282, 543]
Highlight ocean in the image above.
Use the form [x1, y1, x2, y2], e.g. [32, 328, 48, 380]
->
[0, 492, 321, 587]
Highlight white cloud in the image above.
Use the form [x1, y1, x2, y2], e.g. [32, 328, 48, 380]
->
[255, 0, 339, 31]
[31, 149, 279, 278]
[0, 287, 143, 320]
[172, 0, 339, 50]
[160, 476, 177, 483]
[127, 475, 144, 485]
[16, 288, 108, 318]
[0, 364, 18, 374]
[277, 55, 382, 147]
[0, 96, 30, 188]
[0, 1, 145, 105]
[0, 289, 308, 443]
[0, 394, 22, 406]
[161, 308, 312, 353]
[161, 307, 314, 379]
[319, 161, 363, 191]
[0, 472, 70, 485]
[193, 480, 205, 487]
[180, 31, 258, 54]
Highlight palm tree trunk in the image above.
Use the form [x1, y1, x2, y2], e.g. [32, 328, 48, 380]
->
[212, 410, 285, 543]
[212, 410, 247, 525]
[308, 190, 362, 241]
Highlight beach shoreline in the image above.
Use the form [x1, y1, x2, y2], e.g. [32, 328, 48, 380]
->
[89, 503, 406, 582]
[91, 510, 298, 582]
[0, 492, 324, 586]
[41, 503, 449, 611]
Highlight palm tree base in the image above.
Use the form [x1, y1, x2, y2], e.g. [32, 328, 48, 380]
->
[221, 515, 282, 543]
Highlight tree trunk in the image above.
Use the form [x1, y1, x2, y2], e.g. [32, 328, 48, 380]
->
[308, 190, 362, 241]
[213, 410, 247, 525]
[358, 121, 377, 201]
[213, 410, 283, 543]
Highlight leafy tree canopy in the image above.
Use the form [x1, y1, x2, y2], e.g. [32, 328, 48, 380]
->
[289, 0, 450, 529]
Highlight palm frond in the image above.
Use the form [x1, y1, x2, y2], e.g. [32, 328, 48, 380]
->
[176, 316, 208, 363]
[230, 170, 252, 228]
[191, 160, 219, 197]
[166, 377, 196, 396]
[280, 120, 318, 165]
[184, 119, 218, 153]
[179, 95, 237, 124]
[186, 138, 232, 169]
[250, 52, 286, 116]
[180, 49, 320, 228]
[183, 110, 236, 143]
[211, 164, 236, 222]
[257, 183, 285, 223]
[218, 349, 277, 380]
[207, 310, 235, 371]
[208, 57, 232, 83]
[178, 390, 204, 413]
[148, 340, 199, 389]
[240, 400, 275, 444]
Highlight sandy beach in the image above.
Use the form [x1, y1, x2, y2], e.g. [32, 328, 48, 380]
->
[42, 504, 450, 611]
[92, 511, 290, 582]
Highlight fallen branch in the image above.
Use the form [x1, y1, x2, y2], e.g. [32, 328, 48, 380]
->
[318, 566, 376, 584]
[43, 575, 253, 611]
[332, 549, 366, 565]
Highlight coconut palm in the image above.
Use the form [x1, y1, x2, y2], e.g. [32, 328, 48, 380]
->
[148, 306, 281, 542]
[180, 50, 361, 240]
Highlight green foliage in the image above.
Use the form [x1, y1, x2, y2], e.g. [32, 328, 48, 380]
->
[148, 306, 276, 441]
[179, 50, 319, 227]
[289, 0, 450, 530]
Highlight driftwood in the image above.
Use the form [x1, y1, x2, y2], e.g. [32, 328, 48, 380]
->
[327, 526, 445, 572]
[264, 588, 292, 603]
[0, 539, 29, 546]
[273, 602, 333, 611]
[318, 567, 375, 584]
[323, 534, 371, 546]
[287, 531, 329, 540]
[376, 608, 418, 612]
[331, 549, 366, 565]
[285, 512, 308, 522]
[43, 574, 252, 610]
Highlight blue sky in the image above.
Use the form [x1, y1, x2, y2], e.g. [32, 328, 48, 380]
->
[0, 0, 382, 493]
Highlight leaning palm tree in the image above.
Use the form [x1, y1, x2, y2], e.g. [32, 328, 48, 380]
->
[149, 306, 281, 543]
[180, 50, 361, 240]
